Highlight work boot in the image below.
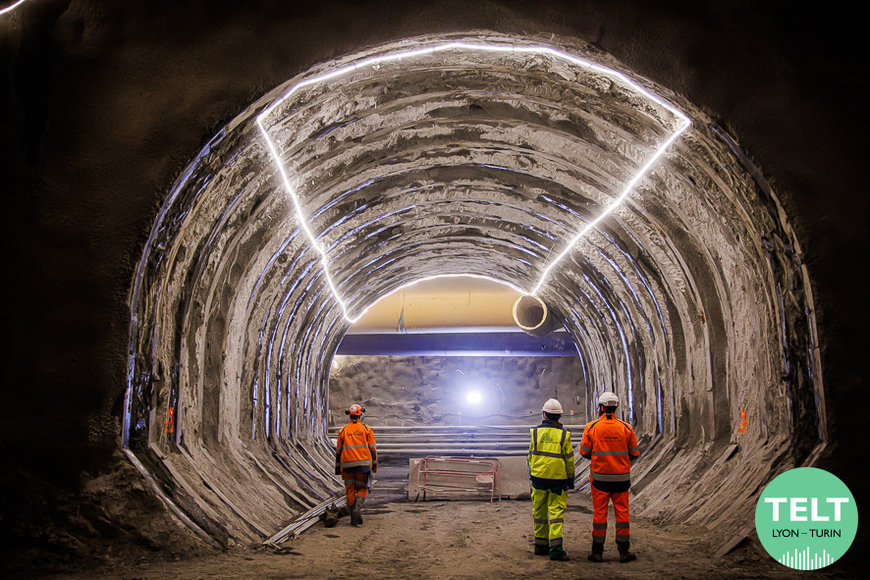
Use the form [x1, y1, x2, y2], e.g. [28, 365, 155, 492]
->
[534, 545, 549, 556]
[587, 552, 603, 562]
[549, 547, 569, 561]
[617, 541, 636, 562]
[350, 497, 365, 526]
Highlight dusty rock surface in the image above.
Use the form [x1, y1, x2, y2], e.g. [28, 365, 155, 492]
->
[31, 491, 856, 580]
[328, 355, 586, 428]
[0, 452, 212, 579]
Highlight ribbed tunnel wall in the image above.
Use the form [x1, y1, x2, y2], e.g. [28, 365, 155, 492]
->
[123, 34, 823, 549]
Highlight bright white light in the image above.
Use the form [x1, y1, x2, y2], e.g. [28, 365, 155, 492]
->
[465, 390, 483, 405]
[0, 0, 28, 16]
[257, 41, 691, 322]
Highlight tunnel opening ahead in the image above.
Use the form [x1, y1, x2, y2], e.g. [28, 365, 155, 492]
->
[327, 275, 588, 459]
[329, 354, 586, 428]
[122, 33, 825, 551]
[329, 276, 584, 421]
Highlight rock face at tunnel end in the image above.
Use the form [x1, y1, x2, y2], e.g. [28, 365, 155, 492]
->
[328, 355, 587, 427]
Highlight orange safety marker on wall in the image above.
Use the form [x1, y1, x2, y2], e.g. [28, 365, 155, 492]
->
[164, 406, 175, 434]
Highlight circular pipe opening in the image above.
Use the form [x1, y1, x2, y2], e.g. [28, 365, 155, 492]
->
[512, 295, 557, 337]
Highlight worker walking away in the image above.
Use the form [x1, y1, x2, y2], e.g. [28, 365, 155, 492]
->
[528, 398, 575, 561]
[335, 404, 377, 526]
[579, 391, 640, 562]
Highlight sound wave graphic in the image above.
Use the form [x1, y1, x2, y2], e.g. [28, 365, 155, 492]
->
[778, 547, 834, 570]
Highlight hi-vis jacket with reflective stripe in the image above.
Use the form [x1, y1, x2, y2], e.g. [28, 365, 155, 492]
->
[579, 412, 639, 490]
[528, 420, 575, 488]
[335, 421, 377, 473]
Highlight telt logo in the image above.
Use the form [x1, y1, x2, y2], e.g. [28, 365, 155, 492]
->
[764, 497, 850, 522]
[755, 468, 858, 571]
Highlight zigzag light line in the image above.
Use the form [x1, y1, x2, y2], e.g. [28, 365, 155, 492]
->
[257, 41, 691, 323]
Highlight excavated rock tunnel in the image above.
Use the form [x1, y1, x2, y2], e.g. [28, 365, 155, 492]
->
[122, 34, 824, 551]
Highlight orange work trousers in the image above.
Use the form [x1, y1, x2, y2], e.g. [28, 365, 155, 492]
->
[591, 486, 630, 545]
[342, 471, 369, 506]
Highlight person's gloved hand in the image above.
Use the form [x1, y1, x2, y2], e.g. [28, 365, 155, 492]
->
[335, 465, 341, 476]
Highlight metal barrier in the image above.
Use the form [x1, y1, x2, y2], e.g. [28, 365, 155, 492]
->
[415, 456, 501, 502]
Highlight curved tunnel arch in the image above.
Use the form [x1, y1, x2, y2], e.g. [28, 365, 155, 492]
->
[122, 33, 824, 548]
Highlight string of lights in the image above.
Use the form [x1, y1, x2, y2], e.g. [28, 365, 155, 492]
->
[256, 41, 691, 323]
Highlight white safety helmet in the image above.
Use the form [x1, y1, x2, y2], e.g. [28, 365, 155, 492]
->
[542, 398, 563, 414]
[598, 392, 619, 408]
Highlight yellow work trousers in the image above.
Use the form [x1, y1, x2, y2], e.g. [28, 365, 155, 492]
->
[532, 488, 567, 549]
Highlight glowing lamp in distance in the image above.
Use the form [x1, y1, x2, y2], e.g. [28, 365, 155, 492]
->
[465, 390, 483, 406]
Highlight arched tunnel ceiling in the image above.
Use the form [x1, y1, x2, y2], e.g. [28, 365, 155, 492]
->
[121, 33, 824, 547]
[254, 40, 690, 318]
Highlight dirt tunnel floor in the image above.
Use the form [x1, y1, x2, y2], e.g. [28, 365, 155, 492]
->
[40, 492, 856, 580]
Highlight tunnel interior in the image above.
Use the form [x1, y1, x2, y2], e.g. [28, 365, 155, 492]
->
[120, 33, 824, 550]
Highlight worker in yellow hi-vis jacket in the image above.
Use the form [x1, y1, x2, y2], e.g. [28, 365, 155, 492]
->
[528, 398, 575, 561]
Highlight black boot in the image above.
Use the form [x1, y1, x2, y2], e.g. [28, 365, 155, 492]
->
[588, 542, 604, 562]
[617, 541, 636, 563]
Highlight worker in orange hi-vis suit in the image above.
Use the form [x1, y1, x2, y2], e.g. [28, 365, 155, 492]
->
[335, 404, 378, 526]
[579, 391, 640, 563]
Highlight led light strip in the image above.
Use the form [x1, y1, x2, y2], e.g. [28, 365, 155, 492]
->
[256, 41, 691, 323]
[0, 0, 28, 16]
[529, 121, 689, 295]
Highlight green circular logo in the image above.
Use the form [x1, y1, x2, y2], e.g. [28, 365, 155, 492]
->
[755, 467, 858, 570]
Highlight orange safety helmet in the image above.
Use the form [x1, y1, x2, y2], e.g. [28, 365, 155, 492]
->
[346, 403, 365, 416]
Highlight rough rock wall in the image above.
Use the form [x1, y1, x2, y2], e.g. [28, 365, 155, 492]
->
[328, 355, 587, 427]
